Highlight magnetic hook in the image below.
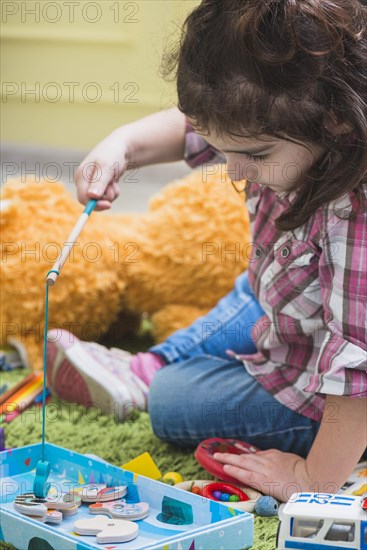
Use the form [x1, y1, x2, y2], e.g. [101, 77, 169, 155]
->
[33, 460, 51, 499]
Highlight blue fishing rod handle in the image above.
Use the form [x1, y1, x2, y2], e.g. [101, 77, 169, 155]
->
[83, 199, 98, 216]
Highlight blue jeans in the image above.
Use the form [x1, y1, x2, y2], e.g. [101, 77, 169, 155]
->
[148, 271, 320, 456]
[149, 271, 265, 362]
[148, 356, 320, 457]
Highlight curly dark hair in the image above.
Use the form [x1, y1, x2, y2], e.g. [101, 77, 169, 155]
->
[161, 0, 367, 231]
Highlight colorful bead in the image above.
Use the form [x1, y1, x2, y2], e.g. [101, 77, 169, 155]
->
[191, 486, 201, 495]
[202, 482, 249, 503]
[229, 495, 240, 502]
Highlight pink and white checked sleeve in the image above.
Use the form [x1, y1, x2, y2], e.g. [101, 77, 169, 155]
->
[304, 190, 367, 398]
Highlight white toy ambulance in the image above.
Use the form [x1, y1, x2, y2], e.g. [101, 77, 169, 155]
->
[277, 493, 367, 549]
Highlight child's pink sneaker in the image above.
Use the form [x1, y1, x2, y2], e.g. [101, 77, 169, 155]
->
[46, 329, 148, 421]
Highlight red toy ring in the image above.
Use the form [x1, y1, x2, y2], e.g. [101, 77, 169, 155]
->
[202, 482, 249, 502]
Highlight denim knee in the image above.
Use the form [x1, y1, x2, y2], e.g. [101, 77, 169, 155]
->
[148, 367, 175, 442]
[148, 360, 222, 446]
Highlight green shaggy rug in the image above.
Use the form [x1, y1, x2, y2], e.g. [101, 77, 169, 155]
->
[1, 353, 278, 550]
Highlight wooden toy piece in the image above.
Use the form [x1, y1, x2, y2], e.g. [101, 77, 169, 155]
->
[31, 509, 75, 522]
[45, 510, 63, 524]
[73, 515, 139, 543]
[97, 486, 127, 502]
[89, 500, 149, 520]
[61, 504, 80, 517]
[45, 493, 82, 510]
[122, 452, 162, 480]
[14, 492, 80, 523]
[195, 438, 259, 484]
[33, 460, 51, 499]
[69, 483, 107, 502]
[14, 491, 82, 526]
[69, 484, 126, 503]
[19, 508, 63, 525]
[89, 485, 127, 503]
[14, 494, 48, 517]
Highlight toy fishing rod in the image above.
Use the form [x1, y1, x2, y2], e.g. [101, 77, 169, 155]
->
[34, 198, 97, 498]
[46, 199, 97, 286]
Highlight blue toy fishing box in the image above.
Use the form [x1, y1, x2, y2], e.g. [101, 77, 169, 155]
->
[0, 443, 254, 549]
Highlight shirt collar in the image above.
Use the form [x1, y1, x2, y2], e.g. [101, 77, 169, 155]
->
[275, 189, 298, 205]
[245, 180, 298, 207]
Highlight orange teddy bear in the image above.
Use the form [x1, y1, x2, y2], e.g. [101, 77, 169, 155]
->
[0, 170, 251, 370]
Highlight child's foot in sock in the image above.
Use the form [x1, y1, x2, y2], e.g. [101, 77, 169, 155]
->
[46, 329, 148, 421]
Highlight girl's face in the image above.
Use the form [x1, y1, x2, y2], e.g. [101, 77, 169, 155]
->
[192, 127, 326, 194]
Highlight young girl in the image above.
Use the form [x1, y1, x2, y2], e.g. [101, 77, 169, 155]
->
[47, 0, 367, 502]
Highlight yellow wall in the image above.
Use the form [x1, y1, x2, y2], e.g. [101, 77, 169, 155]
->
[1, 0, 198, 149]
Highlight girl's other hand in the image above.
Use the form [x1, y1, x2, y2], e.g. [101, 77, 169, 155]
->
[74, 128, 130, 211]
[213, 449, 313, 502]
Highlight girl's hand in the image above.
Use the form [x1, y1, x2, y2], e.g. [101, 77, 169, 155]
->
[74, 108, 187, 211]
[74, 128, 130, 211]
[213, 449, 312, 502]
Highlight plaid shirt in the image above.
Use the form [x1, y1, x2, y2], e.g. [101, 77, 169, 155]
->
[184, 122, 367, 421]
